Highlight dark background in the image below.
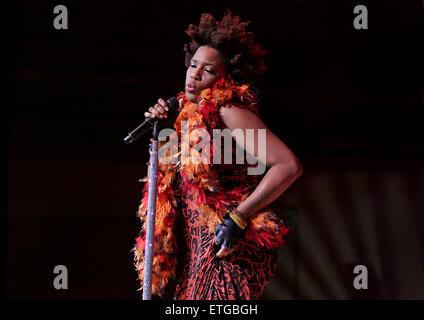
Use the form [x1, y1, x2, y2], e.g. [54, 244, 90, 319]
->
[3, 0, 423, 299]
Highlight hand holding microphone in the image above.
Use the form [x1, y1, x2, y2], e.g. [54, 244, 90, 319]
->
[144, 98, 180, 119]
[124, 97, 183, 144]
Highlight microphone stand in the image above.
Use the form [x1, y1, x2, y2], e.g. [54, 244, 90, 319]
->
[142, 120, 160, 300]
[124, 96, 178, 299]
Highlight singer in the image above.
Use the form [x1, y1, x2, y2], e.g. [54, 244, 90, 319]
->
[133, 10, 303, 300]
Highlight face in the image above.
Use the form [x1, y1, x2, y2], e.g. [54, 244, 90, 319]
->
[185, 45, 227, 102]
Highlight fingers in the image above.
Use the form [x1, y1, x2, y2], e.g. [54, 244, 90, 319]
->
[214, 228, 234, 257]
[158, 98, 169, 112]
[214, 224, 222, 236]
[216, 245, 234, 258]
[214, 229, 223, 246]
[144, 98, 169, 119]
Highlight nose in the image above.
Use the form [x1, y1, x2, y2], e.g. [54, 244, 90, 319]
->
[191, 68, 202, 81]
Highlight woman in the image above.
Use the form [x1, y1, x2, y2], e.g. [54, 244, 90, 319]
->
[133, 10, 303, 300]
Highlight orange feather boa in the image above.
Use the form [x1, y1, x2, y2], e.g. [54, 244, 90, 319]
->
[133, 78, 289, 296]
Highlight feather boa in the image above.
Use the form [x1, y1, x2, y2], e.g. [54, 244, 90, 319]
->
[133, 77, 289, 297]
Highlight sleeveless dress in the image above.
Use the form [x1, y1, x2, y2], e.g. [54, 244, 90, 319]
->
[133, 77, 289, 300]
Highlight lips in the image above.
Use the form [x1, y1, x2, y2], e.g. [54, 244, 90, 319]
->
[186, 83, 197, 93]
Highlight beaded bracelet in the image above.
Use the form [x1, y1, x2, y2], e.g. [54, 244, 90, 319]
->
[228, 207, 248, 230]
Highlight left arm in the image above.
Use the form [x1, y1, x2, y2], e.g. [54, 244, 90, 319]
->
[219, 104, 303, 220]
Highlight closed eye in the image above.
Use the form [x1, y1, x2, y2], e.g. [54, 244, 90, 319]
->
[190, 64, 214, 74]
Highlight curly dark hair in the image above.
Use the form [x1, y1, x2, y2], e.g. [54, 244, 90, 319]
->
[183, 10, 268, 85]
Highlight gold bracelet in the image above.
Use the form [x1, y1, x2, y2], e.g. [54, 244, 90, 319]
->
[229, 212, 247, 230]
[228, 207, 248, 229]
[232, 207, 248, 225]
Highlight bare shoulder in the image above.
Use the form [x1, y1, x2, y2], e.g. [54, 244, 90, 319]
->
[219, 103, 268, 131]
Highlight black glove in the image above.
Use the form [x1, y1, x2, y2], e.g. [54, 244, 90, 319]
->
[214, 213, 245, 249]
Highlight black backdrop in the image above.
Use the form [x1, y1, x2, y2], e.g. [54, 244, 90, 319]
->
[4, 0, 423, 300]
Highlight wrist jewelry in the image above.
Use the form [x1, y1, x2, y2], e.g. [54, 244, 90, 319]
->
[228, 207, 248, 230]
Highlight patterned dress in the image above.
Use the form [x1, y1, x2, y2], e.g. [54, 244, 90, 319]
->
[133, 77, 289, 300]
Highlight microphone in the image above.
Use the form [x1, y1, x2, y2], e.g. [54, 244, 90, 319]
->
[123, 97, 180, 144]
